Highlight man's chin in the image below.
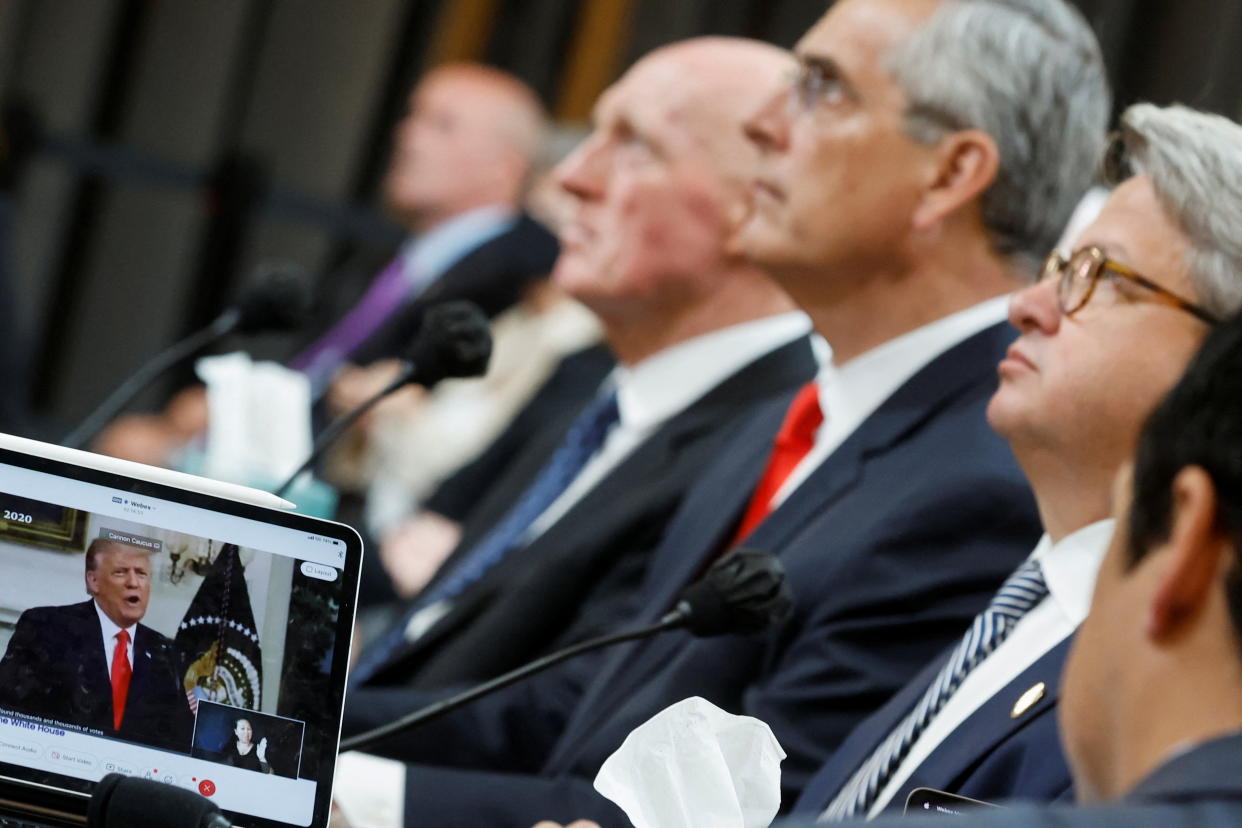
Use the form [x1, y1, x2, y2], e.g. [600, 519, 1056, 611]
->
[731, 221, 793, 272]
[984, 392, 1032, 443]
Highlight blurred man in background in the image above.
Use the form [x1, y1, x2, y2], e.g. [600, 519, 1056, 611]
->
[95, 64, 559, 473]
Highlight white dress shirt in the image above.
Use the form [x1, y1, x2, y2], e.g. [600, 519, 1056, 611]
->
[396, 204, 518, 292]
[94, 599, 136, 675]
[868, 518, 1116, 815]
[774, 296, 1010, 507]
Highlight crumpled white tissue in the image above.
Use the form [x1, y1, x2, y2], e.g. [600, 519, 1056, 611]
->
[197, 352, 312, 484]
[594, 696, 786, 828]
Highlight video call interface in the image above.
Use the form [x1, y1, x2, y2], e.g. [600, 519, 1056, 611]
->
[0, 460, 354, 827]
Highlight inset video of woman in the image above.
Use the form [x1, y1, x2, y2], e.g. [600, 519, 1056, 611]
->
[224, 716, 273, 774]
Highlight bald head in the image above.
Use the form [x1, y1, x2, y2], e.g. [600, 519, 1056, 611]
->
[551, 38, 797, 363]
[384, 63, 548, 230]
[618, 38, 794, 192]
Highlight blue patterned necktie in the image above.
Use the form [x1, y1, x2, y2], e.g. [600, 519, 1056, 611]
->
[819, 558, 1049, 822]
[350, 389, 621, 685]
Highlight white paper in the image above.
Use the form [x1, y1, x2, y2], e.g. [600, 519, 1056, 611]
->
[594, 696, 786, 828]
[333, 751, 405, 828]
[197, 352, 312, 484]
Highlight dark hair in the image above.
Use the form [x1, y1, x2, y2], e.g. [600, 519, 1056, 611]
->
[85, 537, 120, 572]
[1128, 310, 1242, 642]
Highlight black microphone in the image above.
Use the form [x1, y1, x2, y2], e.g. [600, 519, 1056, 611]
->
[273, 300, 492, 498]
[88, 773, 232, 828]
[339, 547, 793, 754]
[63, 261, 313, 449]
[227, 260, 314, 335]
[660, 546, 793, 636]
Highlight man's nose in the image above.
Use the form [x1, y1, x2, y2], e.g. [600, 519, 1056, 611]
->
[554, 134, 607, 201]
[1009, 275, 1062, 336]
[743, 86, 791, 154]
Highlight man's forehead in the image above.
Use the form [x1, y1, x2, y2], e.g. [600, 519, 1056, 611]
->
[1076, 178, 1170, 264]
[593, 58, 694, 124]
[97, 543, 151, 564]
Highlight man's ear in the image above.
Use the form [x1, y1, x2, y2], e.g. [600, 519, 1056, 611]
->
[912, 129, 1000, 231]
[1147, 466, 1225, 640]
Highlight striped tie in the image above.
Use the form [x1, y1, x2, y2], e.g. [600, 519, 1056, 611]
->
[819, 558, 1048, 822]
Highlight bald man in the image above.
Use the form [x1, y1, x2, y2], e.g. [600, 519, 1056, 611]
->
[294, 63, 560, 391]
[94, 64, 560, 475]
[333, 39, 820, 824]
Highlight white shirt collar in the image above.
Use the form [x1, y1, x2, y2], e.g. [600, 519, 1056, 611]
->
[612, 312, 812, 432]
[816, 294, 1011, 429]
[93, 598, 136, 643]
[1030, 518, 1116, 625]
[398, 204, 518, 284]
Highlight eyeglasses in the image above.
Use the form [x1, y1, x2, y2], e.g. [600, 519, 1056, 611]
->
[1043, 246, 1219, 324]
[787, 60, 844, 112]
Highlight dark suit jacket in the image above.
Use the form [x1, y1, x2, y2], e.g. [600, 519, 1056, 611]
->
[346, 213, 559, 366]
[848, 731, 1242, 828]
[425, 344, 616, 525]
[0, 600, 194, 752]
[387, 322, 1042, 827]
[794, 636, 1073, 817]
[345, 335, 818, 706]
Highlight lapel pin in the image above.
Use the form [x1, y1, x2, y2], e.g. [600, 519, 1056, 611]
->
[1010, 681, 1047, 719]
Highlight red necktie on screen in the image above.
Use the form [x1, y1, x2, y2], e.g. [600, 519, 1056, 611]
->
[111, 629, 132, 730]
[731, 381, 824, 544]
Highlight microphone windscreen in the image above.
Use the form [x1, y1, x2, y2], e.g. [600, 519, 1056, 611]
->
[675, 547, 793, 637]
[233, 261, 313, 334]
[405, 301, 493, 388]
[89, 773, 223, 828]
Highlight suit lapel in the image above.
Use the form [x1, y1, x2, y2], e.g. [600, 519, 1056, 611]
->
[63, 601, 118, 730]
[902, 637, 1071, 796]
[636, 399, 789, 617]
[556, 402, 790, 733]
[127, 625, 156, 715]
[795, 651, 946, 812]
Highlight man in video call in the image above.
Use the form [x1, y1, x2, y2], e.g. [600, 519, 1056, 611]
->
[0, 537, 194, 752]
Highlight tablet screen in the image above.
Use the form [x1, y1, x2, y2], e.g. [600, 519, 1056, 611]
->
[0, 446, 362, 828]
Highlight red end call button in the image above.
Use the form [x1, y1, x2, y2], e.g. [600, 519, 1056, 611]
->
[198, 779, 216, 797]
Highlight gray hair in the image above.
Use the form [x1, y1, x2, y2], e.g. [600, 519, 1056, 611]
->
[887, 0, 1111, 274]
[1118, 103, 1242, 319]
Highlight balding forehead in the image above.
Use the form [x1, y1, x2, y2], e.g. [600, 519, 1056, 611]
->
[608, 43, 789, 128]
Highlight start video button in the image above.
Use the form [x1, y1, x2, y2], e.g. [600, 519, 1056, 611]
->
[47, 747, 97, 772]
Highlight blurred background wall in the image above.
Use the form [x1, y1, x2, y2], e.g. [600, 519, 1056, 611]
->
[1, 0, 1239, 433]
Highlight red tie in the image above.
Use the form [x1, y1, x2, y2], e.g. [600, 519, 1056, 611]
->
[111, 629, 132, 730]
[731, 381, 824, 544]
